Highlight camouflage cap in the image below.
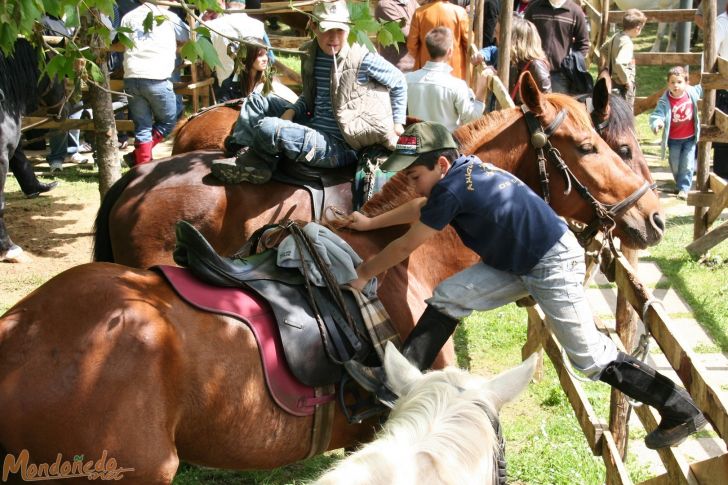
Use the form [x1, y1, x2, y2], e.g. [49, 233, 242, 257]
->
[381, 122, 459, 172]
[311, 0, 351, 32]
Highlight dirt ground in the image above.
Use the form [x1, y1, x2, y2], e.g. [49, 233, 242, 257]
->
[0, 142, 172, 313]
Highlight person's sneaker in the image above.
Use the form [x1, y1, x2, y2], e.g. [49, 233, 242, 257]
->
[210, 148, 273, 185]
[677, 190, 688, 200]
[67, 153, 89, 164]
[49, 161, 63, 173]
[25, 181, 59, 199]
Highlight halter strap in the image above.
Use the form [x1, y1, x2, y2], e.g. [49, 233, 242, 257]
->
[520, 104, 654, 247]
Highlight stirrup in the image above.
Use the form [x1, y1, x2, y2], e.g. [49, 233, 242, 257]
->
[343, 360, 397, 407]
[338, 373, 391, 424]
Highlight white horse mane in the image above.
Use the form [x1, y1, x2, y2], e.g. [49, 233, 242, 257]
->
[313, 344, 536, 485]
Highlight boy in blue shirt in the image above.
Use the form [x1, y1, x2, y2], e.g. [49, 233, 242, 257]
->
[344, 122, 705, 450]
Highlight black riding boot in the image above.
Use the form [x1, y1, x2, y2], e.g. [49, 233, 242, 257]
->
[599, 352, 707, 449]
[10, 149, 58, 199]
[344, 305, 460, 404]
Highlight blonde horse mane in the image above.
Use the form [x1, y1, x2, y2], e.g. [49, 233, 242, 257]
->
[312, 369, 500, 485]
[312, 346, 536, 485]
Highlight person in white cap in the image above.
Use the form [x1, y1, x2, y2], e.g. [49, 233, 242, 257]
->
[211, 0, 407, 185]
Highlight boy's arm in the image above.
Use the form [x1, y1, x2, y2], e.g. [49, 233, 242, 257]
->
[347, 197, 427, 231]
[350, 221, 439, 289]
[649, 97, 668, 132]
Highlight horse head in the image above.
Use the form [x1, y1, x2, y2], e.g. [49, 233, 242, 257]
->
[591, 75, 655, 185]
[518, 72, 664, 249]
[313, 342, 537, 485]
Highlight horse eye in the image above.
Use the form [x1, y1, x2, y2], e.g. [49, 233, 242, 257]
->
[618, 146, 631, 160]
[579, 143, 595, 153]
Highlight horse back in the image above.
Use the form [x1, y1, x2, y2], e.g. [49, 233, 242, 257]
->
[106, 151, 313, 268]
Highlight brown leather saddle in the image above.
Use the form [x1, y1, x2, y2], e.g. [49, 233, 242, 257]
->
[173, 220, 378, 388]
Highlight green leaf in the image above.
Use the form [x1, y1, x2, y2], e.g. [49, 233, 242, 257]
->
[42, 0, 62, 17]
[195, 26, 211, 39]
[42, 54, 69, 81]
[353, 18, 379, 33]
[377, 28, 394, 49]
[63, 4, 79, 29]
[354, 29, 375, 52]
[154, 15, 166, 27]
[348, 1, 370, 22]
[197, 36, 220, 69]
[382, 20, 405, 44]
[180, 41, 199, 63]
[117, 32, 134, 50]
[88, 60, 104, 83]
[142, 12, 154, 33]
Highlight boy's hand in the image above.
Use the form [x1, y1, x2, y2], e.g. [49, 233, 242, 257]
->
[394, 123, 405, 136]
[470, 52, 484, 65]
[652, 120, 664, 134]
[347, 276, 370, 292]
[342, 211, 372, 231]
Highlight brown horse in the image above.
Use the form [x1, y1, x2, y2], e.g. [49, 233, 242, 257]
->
[0, 194, 472, 483]
[95, 75, 663, 269]
[93, 75, 663, 367]
[168, 76, 655, 186]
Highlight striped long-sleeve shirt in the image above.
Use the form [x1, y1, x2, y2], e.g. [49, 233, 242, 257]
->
[293, 48, 407, 142]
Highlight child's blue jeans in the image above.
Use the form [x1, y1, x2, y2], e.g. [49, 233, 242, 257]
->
[668, 136, 696, 193]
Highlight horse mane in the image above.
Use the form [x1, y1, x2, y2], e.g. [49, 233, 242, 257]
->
[602, 93, 635, 146]
[454, 93, 593, 155]
[360, 171, 418, 218]
[0, 38, 40, 116]
[314, 368, 499, 484]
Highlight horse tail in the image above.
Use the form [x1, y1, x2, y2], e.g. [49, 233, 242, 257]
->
[92, 170, 137, 262]
[171, 116, 189, 139]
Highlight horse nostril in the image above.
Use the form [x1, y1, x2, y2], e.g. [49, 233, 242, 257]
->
[652, 212, 665, 234]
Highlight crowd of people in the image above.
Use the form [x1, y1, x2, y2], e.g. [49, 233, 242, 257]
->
[12, 0, 725, 196]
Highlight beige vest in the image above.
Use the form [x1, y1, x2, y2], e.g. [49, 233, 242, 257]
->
[301, 41, 395, 150]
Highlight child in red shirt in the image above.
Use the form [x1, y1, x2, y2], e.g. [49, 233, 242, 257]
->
[650, 66, 703, 200]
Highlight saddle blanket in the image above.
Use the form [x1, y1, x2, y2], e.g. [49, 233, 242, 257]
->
[155, 265, 335, 417]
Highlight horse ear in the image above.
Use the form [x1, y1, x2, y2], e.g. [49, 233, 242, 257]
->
[483, 353, 537, 412]
[383, 341, 422, 395]
[520, 71, 545, 115]
[593, 75, 610, 118]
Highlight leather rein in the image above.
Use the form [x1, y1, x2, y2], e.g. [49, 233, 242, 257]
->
[520, 105, 653, 246]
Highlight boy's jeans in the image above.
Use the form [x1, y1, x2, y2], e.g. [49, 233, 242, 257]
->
[231, 93, 357, 169]
[426, 230, 618, 379]
[124, 78, 177, 143]
[668, 136, 696, 193]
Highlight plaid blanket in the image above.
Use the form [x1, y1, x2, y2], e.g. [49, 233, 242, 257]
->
[349, 287, 402, 361]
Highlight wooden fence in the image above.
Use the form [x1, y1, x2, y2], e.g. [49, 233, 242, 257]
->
[522, 240, 728, 484]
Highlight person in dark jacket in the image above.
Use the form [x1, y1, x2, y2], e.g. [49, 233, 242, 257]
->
[524, 0, 589, 95]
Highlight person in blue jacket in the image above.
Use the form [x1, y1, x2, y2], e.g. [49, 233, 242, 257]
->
[343, 121, 706, 450]
[650, 66, 702, 200]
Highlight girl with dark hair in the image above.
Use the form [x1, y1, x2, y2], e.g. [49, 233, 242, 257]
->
[218, 40, 297, 104]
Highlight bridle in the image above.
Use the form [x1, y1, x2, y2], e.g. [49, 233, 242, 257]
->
[520, 105, 653, 246]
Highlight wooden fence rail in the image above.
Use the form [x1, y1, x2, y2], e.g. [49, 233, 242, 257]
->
[521, 249, 728, 484]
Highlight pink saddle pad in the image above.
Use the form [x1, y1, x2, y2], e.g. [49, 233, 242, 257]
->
[156, 265, 335, 416]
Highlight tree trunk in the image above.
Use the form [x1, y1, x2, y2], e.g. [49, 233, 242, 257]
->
[88, 59, 121, 199]
[82, 10, 121, 199]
